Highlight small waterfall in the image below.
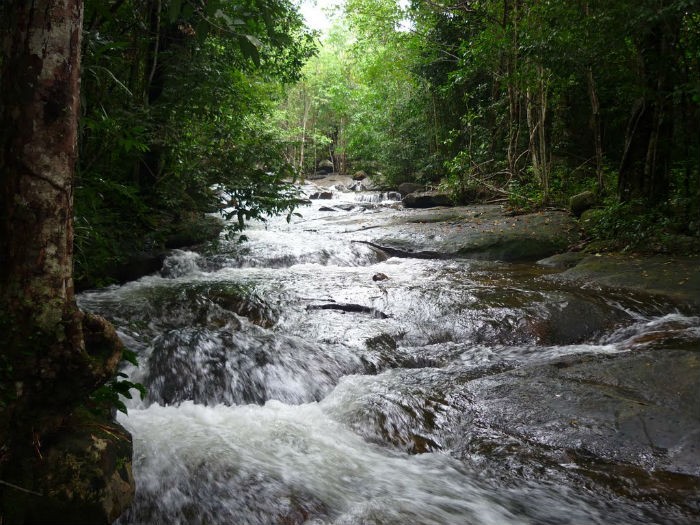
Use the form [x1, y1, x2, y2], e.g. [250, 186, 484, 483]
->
[353, 191, 402, 203]
[160, 250, 204, 278]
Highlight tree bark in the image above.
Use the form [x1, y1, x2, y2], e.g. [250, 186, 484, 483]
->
[586, 66, 605, 193]
[526, 64, 550, 202]
[0, 0, 124, 478]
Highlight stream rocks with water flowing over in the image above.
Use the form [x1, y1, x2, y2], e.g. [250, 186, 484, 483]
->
[77, 176, 700, 525]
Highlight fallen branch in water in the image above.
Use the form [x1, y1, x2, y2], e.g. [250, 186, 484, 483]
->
[307, 303, 389, 319]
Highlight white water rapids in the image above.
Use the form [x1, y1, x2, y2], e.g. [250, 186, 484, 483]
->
[78, 184, 700, 524]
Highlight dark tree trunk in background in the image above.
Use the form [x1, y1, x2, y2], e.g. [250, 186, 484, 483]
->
[618, 5, 681, 204]
[0, 2, 131, 521]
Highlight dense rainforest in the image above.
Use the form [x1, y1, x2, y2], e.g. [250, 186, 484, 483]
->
[23, 0, 700, 289]
[1, 0, 699, 523]
[280, 0, 700, 252]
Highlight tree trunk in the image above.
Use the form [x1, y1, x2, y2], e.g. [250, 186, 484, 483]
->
[504, 0, 523, 178]
[526, 64, 550, 202]
[618, 5, 681, 204]
[586, 66, 605, 193]
[299, 89, 310, 182]
[583, 1, 604, 194]
[0, 1, 128, 517]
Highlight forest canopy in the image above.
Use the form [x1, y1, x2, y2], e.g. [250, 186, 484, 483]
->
[71, 0, 317, 286]
[278, 0, 699, 250]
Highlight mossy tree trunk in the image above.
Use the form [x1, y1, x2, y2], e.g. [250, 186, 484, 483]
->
[0, 1, 129, 520]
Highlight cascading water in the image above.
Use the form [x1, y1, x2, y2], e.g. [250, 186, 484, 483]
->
[78, 185, 700, 525]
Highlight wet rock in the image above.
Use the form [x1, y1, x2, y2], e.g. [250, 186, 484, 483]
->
[372, 272, 389, 281]
[569, 190, 597, 217]
[523, 297, 619, 344]
[403, 191, 453, 208]
[310, 191, 333, 200]
[307, 302, 389, 319]
[360, 205, 580, 262]
[553, 254, 700, 308]
[318, 206, 337, 212]
[456, 237, 570, 262]
[455, 349, 700, 502]
[353, 170, 367, 180]
[323, 369, 458, 454]
[536, 251, 587, 269]
[364, 333, 398, 352]
[317, 159, 334, 173]
[397, 182, 425, 196]
[2, 410, 134, 525]
[86, 281, 277, 332]
[146, 327, 361, 406]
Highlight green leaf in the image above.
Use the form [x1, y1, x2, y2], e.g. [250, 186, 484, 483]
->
[239, 35, 261, 66]
[168, 0, 183, 23]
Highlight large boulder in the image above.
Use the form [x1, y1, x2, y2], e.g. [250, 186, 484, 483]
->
[356, 205, 581, 262]
[403, 191, 453, 208]
[553, 254, 700, 308]
[1, 409, 134, 525]
[569, 190, 597, 217]
[454, 347, 700, 504]
[398, 182, 425, 196]
[317, 159, 334, 174]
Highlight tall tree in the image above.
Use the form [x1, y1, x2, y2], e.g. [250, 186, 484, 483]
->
[1, 1, 129, 521]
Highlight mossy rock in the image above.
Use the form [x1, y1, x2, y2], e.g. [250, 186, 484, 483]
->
[569, 190, 597, 217]
[1, 410, 133, 525]
[402, 191, 453, 208]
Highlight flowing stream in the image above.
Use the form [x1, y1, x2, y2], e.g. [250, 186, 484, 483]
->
[79, 183, 700, 525]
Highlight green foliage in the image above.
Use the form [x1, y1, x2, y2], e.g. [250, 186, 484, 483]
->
[88, 349, 146, 415]
[583, 200, 673, 252]
[507, 179, 542, 212]
[75, 0, 316, 287]
[278, 1, 438, 184]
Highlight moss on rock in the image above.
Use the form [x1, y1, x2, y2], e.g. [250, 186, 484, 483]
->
[1, 409, 133, 524]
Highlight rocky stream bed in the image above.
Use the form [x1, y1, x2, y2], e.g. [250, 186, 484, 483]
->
[78, 175, 700, 524]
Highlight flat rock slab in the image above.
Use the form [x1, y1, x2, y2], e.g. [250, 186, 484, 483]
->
[455, 348, 700, 507]
[350, 205, 580, 262]
[552, 254, 700, 308]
